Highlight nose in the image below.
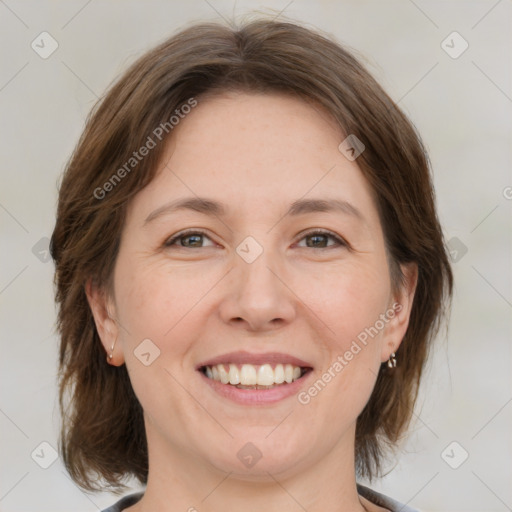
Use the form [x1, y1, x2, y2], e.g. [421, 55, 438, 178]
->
[218, 250, 296, 333]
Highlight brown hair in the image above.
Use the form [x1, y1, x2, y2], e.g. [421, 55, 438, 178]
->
[50, 18, 453, 491]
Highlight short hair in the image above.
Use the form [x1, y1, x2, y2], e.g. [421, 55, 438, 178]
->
[50, 18, 453, 491]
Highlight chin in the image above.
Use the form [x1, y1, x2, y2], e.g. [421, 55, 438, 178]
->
[198, 430, 315, 481]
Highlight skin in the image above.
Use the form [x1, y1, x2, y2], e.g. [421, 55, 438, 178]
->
[87, 92, 417, 512]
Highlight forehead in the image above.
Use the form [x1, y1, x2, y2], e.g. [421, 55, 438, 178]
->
[127, 92, 381, 228]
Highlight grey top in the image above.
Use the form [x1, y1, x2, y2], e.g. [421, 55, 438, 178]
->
[101, 485, 418, 511]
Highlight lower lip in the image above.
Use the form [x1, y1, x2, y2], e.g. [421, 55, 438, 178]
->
[199, 370, 313, 405]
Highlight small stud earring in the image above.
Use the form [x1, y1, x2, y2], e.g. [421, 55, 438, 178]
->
[107, 337, 117, 363]
[387, 352, 397, 368]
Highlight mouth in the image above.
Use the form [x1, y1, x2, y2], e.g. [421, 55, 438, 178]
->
[199, 363, 312, 390]
[196, 351, 313, 404]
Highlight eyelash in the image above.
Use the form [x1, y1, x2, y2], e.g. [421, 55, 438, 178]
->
[164, 228, 347, 250]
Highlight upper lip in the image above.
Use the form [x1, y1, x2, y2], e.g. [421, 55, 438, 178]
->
[196, 351, 313, 370]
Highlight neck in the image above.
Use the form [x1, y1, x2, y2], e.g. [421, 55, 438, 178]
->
[130, 423, 369, 512]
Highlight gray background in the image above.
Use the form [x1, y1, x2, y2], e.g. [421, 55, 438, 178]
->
[1, 1, 511, 511]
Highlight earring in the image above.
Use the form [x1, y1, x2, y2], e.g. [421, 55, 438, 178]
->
[107, 337, 118, 362]
[387, 352, 397, 368]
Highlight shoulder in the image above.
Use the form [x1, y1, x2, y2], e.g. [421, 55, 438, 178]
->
[100, 492, 144, 512]
[357, 484, 419, 512]
[101, 487, 417, 512]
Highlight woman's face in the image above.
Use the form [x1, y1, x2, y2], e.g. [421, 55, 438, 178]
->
[90, 92, 415, 481]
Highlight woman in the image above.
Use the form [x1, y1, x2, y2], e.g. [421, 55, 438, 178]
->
[50, 19, 453, 512]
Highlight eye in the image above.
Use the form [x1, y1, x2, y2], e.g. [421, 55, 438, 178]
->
[163, 229, 347, 250]
[164, 229, 216, 248]
[295, 229, 347, 249]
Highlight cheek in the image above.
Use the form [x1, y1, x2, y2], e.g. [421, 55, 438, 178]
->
[294, 262, 390, 427]
[113, 257, 228, 389]
[114, 258, 199, 355]
[294, 260, 389, 417]
[113, 262, 206, 421]
[294, 258, 391, 351]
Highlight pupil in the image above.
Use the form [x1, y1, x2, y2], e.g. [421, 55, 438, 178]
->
[308, 235, 327, 248]
[184, 234, 202, 247]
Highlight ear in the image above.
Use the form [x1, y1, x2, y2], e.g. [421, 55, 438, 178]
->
[85, 278, 124, 366]
[381, 262, 418, 363]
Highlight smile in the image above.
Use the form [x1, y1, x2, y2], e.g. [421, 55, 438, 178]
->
[196, 351, 314, 404]
[200, 363, 310, 389]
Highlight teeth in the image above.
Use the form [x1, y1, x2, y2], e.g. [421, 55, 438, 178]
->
[284, 364, 294, 383]
[228, 364, 240, 385]
[274, 364, 285, 384]
[203, 363, 305, 386]
[240, 364, 257, 385]
[218, 364, 230, 384]
[257, 364, 274, 386]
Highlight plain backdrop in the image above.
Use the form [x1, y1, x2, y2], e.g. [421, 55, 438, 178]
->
[1, 1, 511, 511]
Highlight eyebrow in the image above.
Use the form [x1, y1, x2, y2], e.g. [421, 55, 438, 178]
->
[143, 196, 365, 225]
